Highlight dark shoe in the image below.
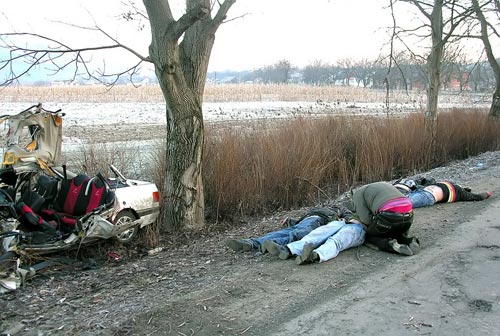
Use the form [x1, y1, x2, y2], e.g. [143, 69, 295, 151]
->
[408, 237, 420, 254]
[262, 240, 287, 256]
[388, 239, 413, 256]
[225, 239, 254, 252]
[295, 243, 318, 265]
[311, 252, 320, 262]
[279, 247, 293, 260]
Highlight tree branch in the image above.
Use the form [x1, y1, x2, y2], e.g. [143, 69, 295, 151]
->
[171, 4, 211, 40]
[49, 21, 151, 62]
[0, 30, 148, 86]
[211, 0, 237, 30]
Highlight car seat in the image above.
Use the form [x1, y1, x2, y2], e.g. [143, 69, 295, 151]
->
[40, 174, 114, 230]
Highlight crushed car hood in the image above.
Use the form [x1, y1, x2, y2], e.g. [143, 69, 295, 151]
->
[1, 104, 64, 171]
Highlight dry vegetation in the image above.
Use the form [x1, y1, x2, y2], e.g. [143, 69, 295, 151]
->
[200, 109, 500, 221]
[2, 85, 498, 227]
[1, 83, 426, 103]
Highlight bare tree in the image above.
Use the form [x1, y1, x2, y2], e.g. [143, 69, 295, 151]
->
[392, 0, 473, 135]
[302, 60, 335, 85]
[255, 59, 292, 84]
[0, 0, 237, 231]
[337, 58, 355, 86]
[352, 59, 376, 88]
[472, 0, 500, 117]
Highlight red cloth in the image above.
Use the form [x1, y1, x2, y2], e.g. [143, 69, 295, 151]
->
[378, 196, 413, 213]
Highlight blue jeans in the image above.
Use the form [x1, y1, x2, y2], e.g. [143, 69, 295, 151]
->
[408, 189, 436, 208]
[287, 221, 365, 262]
[249, 215, 326, 250]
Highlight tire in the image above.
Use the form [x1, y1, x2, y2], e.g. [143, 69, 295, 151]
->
[113, 210, 138, 244]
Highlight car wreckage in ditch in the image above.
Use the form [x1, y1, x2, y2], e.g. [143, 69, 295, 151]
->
[0, 104, 160, 292]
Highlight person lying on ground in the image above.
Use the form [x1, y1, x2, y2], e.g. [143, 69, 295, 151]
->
[393, 177, 492, 209]
[225, 205, 350, 253]
[262, 217, 365, 265]
[349, 181, 419, 256]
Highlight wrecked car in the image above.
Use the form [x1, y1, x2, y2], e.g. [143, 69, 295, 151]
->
[0, 104, 160, 292]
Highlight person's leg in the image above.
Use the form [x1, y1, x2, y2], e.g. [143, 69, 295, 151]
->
[364, 235, 392, 252]
[435, 182, 491, 203]
[407, 189, 437, 208]
[395, 231, 420, 254]
[364, 235, 413, 256]
[225, 238, 255, 252]
[313, 223, 366, 263]
[253, 215, 325, 249]
[226, 215, 325, 252]
[287, 220, 346, 256]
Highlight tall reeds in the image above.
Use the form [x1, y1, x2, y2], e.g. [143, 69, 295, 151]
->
[202, 109, 500, 222]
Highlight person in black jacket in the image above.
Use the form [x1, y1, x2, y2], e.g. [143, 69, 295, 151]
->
[349, 182, 418, 256]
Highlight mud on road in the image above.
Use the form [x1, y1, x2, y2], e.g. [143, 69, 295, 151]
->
[2, 151, 500, 336]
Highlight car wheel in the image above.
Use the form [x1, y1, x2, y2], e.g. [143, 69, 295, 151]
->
[113, 210, 138, 244]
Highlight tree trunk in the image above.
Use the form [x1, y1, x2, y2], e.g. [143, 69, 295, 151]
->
[490, 88, 500, 118]
[472, 0, 500, 118]
[148, 48, 206, 231]
[424, 0, 444, 139]
[153, 44, 209, 231]
[164, 109, 205, 231]
[143, 0, 235, 231]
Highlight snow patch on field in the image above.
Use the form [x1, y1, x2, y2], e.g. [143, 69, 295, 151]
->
[0, 97, 489, 129]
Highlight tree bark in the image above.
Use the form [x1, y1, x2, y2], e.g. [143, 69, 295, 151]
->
[425, 0, 444, 130]
[490, 88, 500, 118]
[473, 0, 500, 118]
[144, 0, 234, 230]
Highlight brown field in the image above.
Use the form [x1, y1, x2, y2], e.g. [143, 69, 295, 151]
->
[0, 83, 423, 104]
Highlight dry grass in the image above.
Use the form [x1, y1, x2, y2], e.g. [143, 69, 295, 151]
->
[201, 109, 500, 221]
[142, 108, 500, 224]
[1, 84, 429, 104]
[68, 142, 152, 180]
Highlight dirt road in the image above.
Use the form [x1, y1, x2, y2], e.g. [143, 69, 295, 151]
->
[268, 184, 500, 335]
[1, 151, 500, 336]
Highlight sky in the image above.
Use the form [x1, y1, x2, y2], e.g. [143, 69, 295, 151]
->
[209, 0, 395, 70]
[0, 0, 494, 78]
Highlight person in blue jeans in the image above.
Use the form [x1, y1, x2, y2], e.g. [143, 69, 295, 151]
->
[263, 219, 365, 265]
[225, 206, 348, 253]
[394, 178, 491, 208]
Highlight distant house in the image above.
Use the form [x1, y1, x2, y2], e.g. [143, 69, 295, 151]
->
[289, 71, 303, 83]
[444, 72, 471, 91]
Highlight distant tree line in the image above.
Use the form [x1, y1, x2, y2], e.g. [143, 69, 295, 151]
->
[208, 55, 498, 93]
[29, 56, 496, 93]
